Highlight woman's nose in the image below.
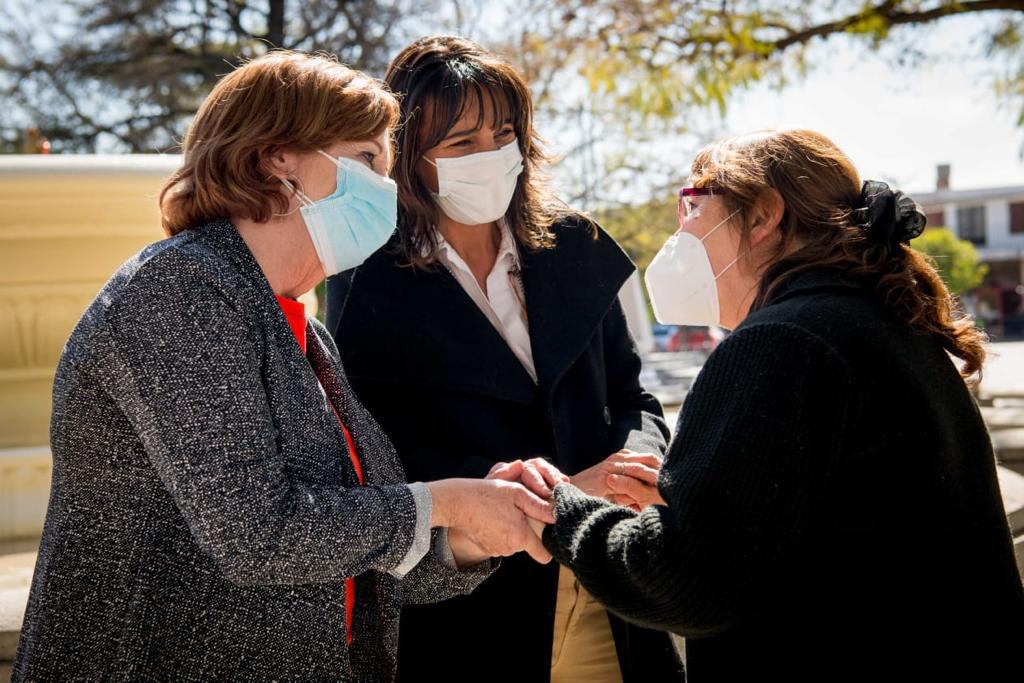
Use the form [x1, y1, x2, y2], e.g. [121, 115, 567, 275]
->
[476, 134, 501, 153]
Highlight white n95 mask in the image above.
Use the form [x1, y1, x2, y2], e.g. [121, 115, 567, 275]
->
[425, 139, 523, 225]
[644, 210, 742, 327]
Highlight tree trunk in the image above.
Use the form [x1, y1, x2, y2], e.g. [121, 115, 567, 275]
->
[267, 0, 285, 48]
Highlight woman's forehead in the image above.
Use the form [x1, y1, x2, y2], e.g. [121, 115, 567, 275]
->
[325, 133, 387, 155]
[420, 83, 513, 144]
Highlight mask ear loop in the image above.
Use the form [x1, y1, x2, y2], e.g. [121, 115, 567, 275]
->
[700, 209, 746, 281]
[274, 175, 314, 217]
[317, 149, 347, 171]
[421, 156, 448, 202]
[714, 250, 746, 281]
[699, 208, 741, 243]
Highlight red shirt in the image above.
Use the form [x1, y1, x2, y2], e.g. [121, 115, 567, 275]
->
[276, 295, 364, 643]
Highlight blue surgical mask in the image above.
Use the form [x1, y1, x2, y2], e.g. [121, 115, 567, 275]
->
[282, 151, 397, 276]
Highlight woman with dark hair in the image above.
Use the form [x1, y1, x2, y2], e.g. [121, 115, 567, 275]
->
[328, 36, 684, 682]
[527, 129, 1024, 680]
[13, 51, 557, 682]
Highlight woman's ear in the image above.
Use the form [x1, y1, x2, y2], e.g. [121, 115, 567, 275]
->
[748, 188, 785, 248]
[261, 146, 300, 182]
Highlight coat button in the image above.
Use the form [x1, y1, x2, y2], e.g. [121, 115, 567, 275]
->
[603, 406, 612, 425]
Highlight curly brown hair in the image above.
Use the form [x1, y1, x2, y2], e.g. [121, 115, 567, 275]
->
[689, 129, 987, 382]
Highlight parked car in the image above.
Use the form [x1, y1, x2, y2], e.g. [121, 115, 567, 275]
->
[651, 324, 725, 353]
[652, 324, 680, 352]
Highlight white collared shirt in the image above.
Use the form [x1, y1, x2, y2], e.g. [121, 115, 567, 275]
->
[433, 221, 537, 383]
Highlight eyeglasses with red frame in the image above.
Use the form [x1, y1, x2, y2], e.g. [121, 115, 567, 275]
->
[678, 186, 726, 220]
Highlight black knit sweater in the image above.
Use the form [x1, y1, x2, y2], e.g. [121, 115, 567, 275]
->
[543, 268, 1024, 681]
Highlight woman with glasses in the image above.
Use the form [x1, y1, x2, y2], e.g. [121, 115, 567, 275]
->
[534, 129, 1024, 681]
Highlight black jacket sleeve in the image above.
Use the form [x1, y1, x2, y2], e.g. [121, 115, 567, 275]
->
[542, 321, 855, 637]
[602, 297, 670, 456]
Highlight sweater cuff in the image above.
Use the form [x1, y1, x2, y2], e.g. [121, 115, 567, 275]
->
[542, 483, 617, 565]
[389, 482, 433, 578]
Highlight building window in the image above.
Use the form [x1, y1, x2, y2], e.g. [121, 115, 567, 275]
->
[957, 206, 986, 245]
[925, 209, 945, 228]
[1011, 202, 1024, 234]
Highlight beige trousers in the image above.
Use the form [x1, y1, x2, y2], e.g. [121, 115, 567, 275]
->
[550, 565, 624, 683]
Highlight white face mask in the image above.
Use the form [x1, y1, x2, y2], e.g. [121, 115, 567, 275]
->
[643, 210, 742, 327]
[425, 139, 523, 225]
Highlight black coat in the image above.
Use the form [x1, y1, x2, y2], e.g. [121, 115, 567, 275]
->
[328, 215, 685, 682]
[542, 268, 1024, 681]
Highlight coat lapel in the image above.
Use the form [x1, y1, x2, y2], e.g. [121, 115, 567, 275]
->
[193, 219, 385, 485]
[305, 321, 406, 485]
[425, 259, 539, 390]
[518, 218, 635, 396]
[336, 216, 635, 406]
[337, 242, 540, 406]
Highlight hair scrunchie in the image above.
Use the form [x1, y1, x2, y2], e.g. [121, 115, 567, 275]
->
[850, 180, 927, 246]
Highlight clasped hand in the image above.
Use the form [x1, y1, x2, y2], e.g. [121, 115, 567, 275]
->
[438, 451, 665, 568]
[490, 450, 666, 513]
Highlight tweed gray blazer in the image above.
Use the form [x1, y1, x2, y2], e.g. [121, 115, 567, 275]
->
[13, 219, 492, 681]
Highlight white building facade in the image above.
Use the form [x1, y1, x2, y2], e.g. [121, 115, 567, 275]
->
[914, 170, 1024, 339]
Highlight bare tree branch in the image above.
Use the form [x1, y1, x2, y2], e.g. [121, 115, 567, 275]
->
[772, 1, 1024, 53]
[0, 0, 439, 151]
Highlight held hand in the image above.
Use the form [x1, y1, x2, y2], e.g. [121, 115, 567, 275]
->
[607, 469, 666, 510]
[486, 458, 568, 499]
[427, 478, 554, 564]
[447, 527, 490, 569]
[570, 449, 666, 510]
[493, 462, 557, 540]
[526, 514, 546, 539]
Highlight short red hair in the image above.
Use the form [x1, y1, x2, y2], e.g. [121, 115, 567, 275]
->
[160, 50, 399, 236]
